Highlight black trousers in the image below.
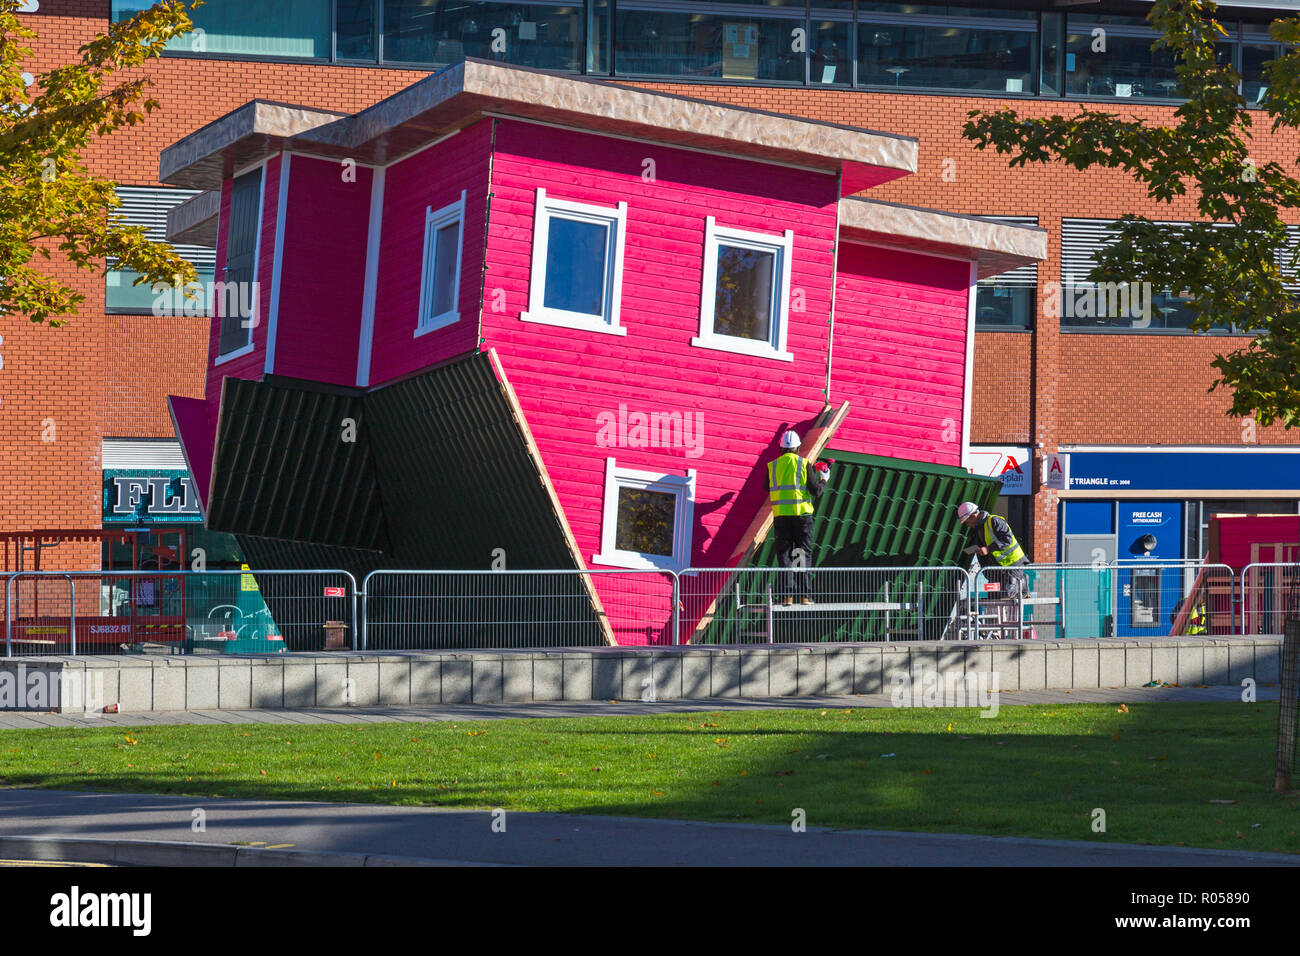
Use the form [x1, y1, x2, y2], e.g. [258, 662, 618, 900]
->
[773, 515, 815, 599]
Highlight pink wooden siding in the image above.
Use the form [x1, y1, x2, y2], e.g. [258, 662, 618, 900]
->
[272, 156, 371, 385]
[203, 156, 281, 437]
[829, 241, 971, 466]
[481, 119, 841, 644]
[367, 120, 493, 386]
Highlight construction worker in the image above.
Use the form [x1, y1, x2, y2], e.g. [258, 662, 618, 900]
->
[1177, 598, 1209, 634]
[957, 502, 1029, 631]
[765, 430, 825, 604]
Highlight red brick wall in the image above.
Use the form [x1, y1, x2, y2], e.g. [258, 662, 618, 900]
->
[5, 5, 1295, 566]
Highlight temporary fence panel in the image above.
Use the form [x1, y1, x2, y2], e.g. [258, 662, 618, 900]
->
[971, 562, 1236, 639]
[970, 564, 1091, 640]
[1241, 563, 1300, 635]
[5, 570, 357, 657]
[684, 566, 972, 644]
[360, 569, 677, 650]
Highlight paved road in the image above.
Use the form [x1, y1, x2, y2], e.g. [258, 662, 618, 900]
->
[0, 788, 1294, 867]
[0, 685, 1272, 729]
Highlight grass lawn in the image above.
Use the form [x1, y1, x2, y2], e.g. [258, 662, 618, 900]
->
[2, 701, 1297, 853]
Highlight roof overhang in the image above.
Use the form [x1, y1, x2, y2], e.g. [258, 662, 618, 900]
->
[161, 59, 917, 193]
[165, 189, 220, 246]
[160, 100, 348, 189]
[838, 197, 1047, 278]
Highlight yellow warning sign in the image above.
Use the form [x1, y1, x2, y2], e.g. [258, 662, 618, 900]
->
[240, 563, 259, 592]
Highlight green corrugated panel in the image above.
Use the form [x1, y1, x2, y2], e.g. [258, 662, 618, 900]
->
[208, 355, 603, 649]
[366, 353, 582, 572]
[362, 353, 600, 648]
[697, 449, 1002, 644]
[209, 378, 389, 553]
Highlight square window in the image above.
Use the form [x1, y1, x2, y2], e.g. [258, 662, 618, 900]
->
[593, 459, 695, 570]
[417, 192, 465, 335]
[522, 188, 628, 336]
[693, 217, 794, 361]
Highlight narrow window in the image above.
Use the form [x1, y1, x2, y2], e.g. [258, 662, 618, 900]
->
[417, 192, 465, 335]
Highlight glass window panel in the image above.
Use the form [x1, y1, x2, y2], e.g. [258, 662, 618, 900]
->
[811, 13, 853, 86]
[714, 245, 775, 342]
[114, 0, 330, 59]
[1242, 43, 1277, 105]
[432, 222, 459, 318]
[975, 284, 1034, 328]
[615, 5, 805, 82]
[588, 0, 611, 74]
[859, 3, 1036, 20]
[1040, 11, 1063, 96]
[108, 266, 216, 314]
[543, 216, 608, 317]
[337, 0, 378, 60]
[1064, 30, 1179, 98]
[382, 1, 584, 71]
[616, 487, 676, 557]
[858, 21, 1036, 93]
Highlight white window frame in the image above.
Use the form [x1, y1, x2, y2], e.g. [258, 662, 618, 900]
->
[416, 191, 466, 337]
[592, 458, 695, 571]
[692, 216, 794, 362]
[215, 160, 266, 365]
[521, 188, 628, 336]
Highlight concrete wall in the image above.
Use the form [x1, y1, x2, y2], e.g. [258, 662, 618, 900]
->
[1, 637, 1279, 713]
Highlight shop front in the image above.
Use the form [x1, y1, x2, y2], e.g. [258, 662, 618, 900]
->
[1054, 446, 1300, 636]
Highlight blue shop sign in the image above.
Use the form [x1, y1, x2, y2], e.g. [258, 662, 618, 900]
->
[1064, 451, 1300, 492]
[103, 469, 202, 523]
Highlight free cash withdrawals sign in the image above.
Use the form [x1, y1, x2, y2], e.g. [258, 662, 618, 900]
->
[968, 446, 1031, 495]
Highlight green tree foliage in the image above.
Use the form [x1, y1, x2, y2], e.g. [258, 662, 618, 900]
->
[964, 0, 1300, 427]
[0, 0, 198, 326]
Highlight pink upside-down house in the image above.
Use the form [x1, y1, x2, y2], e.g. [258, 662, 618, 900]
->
[161, 59, 1045, 648]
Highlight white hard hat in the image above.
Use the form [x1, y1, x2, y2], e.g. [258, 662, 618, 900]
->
[780, 430, 800, 449]
[957, 502, 980, 521]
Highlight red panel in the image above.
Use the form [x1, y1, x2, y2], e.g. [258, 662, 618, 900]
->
[368, 120, 494, 385]
[830, 241, 971, 467]
[272, 156, 373, 385]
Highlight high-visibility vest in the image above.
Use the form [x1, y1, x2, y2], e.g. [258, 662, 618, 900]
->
[1188, 603, 1207, 634]
[768, 453, 814, 517]
[982, 514, 1026, 566]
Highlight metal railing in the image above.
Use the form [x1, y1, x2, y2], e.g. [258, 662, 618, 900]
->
[1241, 562, 1300, 635]
[5, 569, 358, 658]
[682, 566, 973, 644]
[970, 562, 1237, 640]
[3, 560, 1292, 655]
[360, 569, 679, 650]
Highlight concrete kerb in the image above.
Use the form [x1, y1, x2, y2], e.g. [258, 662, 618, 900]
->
[0, 835, 496, 867]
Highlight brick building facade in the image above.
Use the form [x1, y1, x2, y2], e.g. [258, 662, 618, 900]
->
[4, 0, 1297, 571]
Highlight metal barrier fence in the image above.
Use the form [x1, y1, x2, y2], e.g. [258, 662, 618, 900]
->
[360, 569, 679, 650]
[971, 562, 1237, 640]
[4, 570, 358, 658]
[3, 560, 1293, 655]
[1241, 563, 1300, 636]
[683, 566, 972, 644]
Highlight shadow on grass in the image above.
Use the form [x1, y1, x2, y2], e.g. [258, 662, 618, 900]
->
[0, 701, 1295, 853]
